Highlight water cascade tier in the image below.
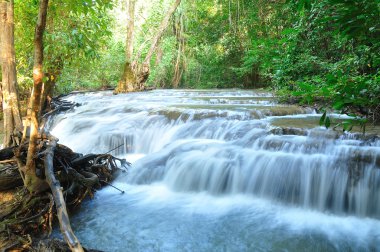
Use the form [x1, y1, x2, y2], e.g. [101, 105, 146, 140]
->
[51, 89, 380, 251]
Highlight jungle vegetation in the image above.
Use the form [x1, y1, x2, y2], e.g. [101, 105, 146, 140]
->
[1, 0, 378, 125]
[0, 0, 379, 250]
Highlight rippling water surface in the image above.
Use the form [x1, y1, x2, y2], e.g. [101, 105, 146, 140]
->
[50, 89, 380, 252]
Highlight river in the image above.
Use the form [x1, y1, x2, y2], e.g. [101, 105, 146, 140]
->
[50, 89, 380, 252]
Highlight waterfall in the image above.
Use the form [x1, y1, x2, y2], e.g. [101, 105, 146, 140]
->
[129, 135, 380, 218]
[51, 90, 380, 219]
[50, 89, 380, 251]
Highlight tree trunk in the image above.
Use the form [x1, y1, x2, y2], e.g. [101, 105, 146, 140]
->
[115, 0, 182, 93]
[40, 75, 55, 113]
[0, 0, 23, 148]
[40, 70, 60, 114]
[139, 0, 182, 89]
[251, 64, 259, 88]
[22, 0, 50, 193]
[143, 0, 182, 66]
[116, 0, 137, 93]
[171, 11, 185, 88]
[125, 0, 135, 62]
[39, 12, 63, 114]
[115, 62, 136, 93]
[155, 45, 163, 66]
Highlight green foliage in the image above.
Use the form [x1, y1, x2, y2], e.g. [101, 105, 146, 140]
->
[147, 36, 176, 88]
[56, 41, 125, 93]
[147, 0, 248, 88]
[273, 0, 380, 129]
[11, 0, 379, 130]
[14, 0, 113, 96]
[290, 72, 379, 131]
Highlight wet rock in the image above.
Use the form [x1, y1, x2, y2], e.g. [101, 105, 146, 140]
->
[269, 127, 308, 136]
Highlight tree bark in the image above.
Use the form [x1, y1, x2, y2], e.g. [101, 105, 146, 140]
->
[40, 12, 63, 114]
[116, 0, 137, 93]
[116, 62, 136, 93]
[40, 75, 55, 113]
[125, 0, 135, 62]
[0, 0, 23, 147]
[23, 0, 50, 193]
[40, 68, 61, 114]
[44, 136, 84, 252]
[171, 11, 185, 88]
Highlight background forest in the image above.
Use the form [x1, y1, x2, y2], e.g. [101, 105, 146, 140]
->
[2, 0, 380, 119]
[0, 0, 379, 250]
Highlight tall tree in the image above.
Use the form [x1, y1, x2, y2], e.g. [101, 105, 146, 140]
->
[18, 0, 85, 249]
[115, 0, 182, 93]
[125, 0, 135, 62]
[0, 0, 22, 147]
[143, 0, 182, 67]
[12, 0, 113, 103]
[171, 10, 185, 88]
[21, 0, 49, 193]
[116, 0, 137, 93]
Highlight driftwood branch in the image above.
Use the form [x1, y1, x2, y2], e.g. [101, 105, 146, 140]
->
[44, 135, 84, 252]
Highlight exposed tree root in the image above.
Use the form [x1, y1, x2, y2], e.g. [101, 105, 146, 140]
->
[0, 133, 129, 251]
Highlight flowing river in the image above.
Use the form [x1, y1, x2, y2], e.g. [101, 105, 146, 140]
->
[50, 89, 380, 252]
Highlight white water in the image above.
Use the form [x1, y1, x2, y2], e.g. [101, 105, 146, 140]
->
[50, 89, 380, 251]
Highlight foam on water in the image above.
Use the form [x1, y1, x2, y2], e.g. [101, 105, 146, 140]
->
[50, 89, 380, 251]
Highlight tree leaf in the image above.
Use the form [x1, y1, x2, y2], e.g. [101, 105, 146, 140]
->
[319, 111, 326, 126]
[325, 116, 331, 128]
[332, 100, 345, 110]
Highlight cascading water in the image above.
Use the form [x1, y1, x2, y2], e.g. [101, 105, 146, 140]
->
[50, 89, 380, 251]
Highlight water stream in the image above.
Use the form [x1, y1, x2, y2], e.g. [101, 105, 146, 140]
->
[50, 89, 380, 251]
